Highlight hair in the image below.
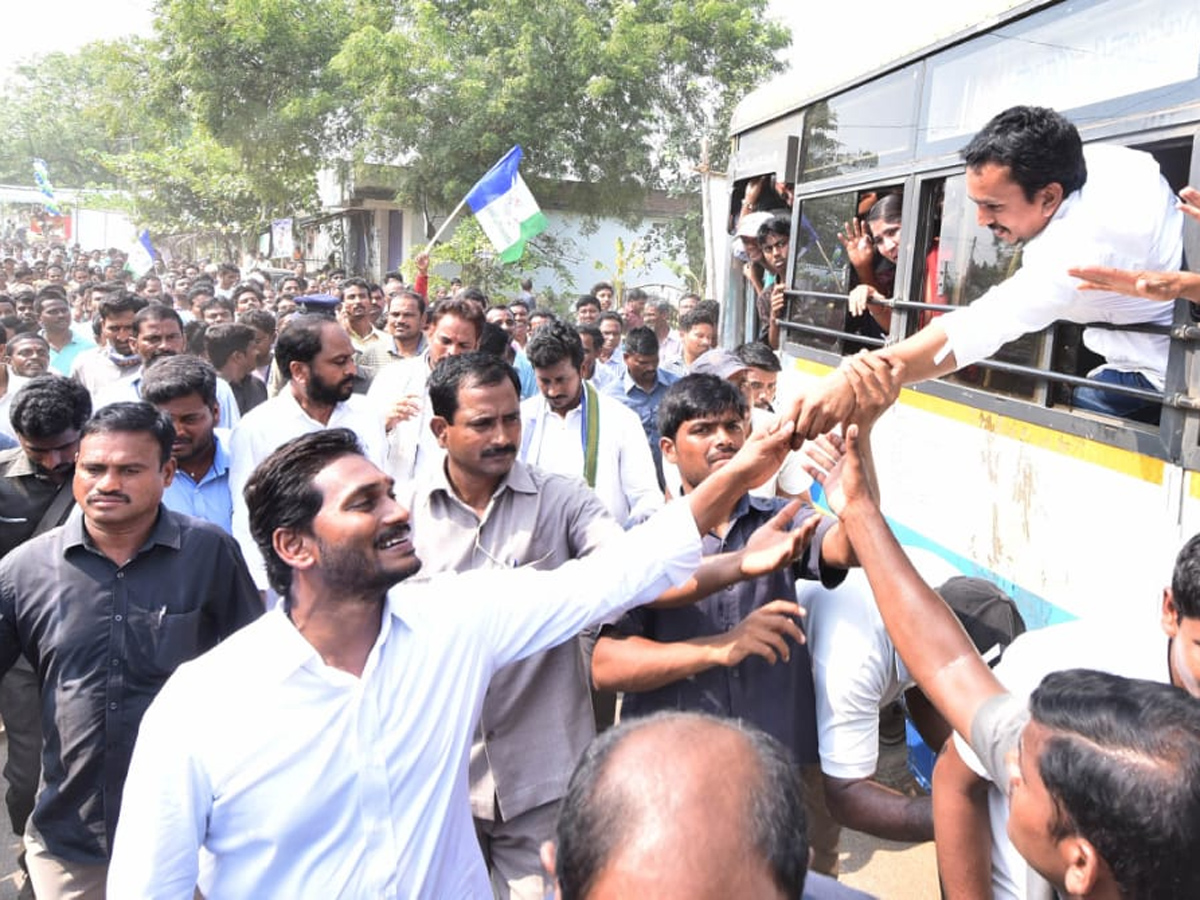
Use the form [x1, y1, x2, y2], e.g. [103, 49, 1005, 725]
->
[133, 303, 183, 334]
[574, 294, 601, 312]
[141, 353, 219, 407]
[81, 401, 175, 466]
[340, 276, 370, 294]
[520, 277, 533, 291]
[679, 307, 717, 333]
[590, 281, 614, 296]
[281, 274, 308, 291]
[624, 287, 648, 305]
[427, 351, 520, 421]
[477, 321, 512, 358]
[428, 297, 484, 337]
[961, 105, 1087, 200]
[275, 314, 336, 381]
[186, 283, 215, 304]
[244, 428, 365, 595]
[1030, 670, 1200, 899]
[865, 192, 903, 226]
[576, 324, 603, 353]
[508, 298, 530, 314]
[217, 262, 240, 276]
[658, 373, 748, 442]
[383, 269, 405, 285]
[98, 294, 147, 321]
[204, 322, 257, 369]
[1170, 534, 1200, 620]
[526, 318, 584, 371]
[598, 311, 623, 331]
[529, 307, 556, 324]
[6, 332, 49, 353]
[9, 374, 92, 439]
[623, 325, 658, 357]
[239, 308, 277, 336]
[756, 213, 791, 244]
[389, 288, 427, 317]
[554, 711, 808, 900]
[233, 281, 264, 301]
[199, 297, 235, 317]
[34, 286, 69, 311]
[735, 341, 782, 372]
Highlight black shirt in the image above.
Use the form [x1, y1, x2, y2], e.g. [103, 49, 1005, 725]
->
[0, 447, 71, 559]
[0, 506, 262, 862]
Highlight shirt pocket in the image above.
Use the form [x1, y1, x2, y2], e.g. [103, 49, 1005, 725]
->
[125, 605, 204, 680]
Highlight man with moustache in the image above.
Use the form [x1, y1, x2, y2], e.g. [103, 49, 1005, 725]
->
[0, 402, 260, 898]
[230, 314, 387, 594]
[0, 376, 91, 894]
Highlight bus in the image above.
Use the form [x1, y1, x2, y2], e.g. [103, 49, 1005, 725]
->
[725, 0, 1200, 627]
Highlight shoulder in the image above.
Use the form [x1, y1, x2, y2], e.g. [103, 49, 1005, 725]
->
[596, 391, 641, 424]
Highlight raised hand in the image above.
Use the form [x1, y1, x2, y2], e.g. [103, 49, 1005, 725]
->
[739, 500, 820, 578]
[714, 599, 807, 666]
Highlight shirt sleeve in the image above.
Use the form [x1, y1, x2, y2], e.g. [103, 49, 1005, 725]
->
[967, 692, 1030, 786]
[613, 406, 664, 528]
[442, 498, 701, 672]
[228, 423, 270, 591]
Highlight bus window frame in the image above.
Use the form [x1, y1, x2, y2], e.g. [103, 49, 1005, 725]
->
[777, 135, 1197, 465]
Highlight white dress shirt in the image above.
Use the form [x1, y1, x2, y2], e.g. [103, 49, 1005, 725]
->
[107, 500, 702, 899]
[519, 388, 662, 527]
[229, 389, 387, 590]
[940, 144, 1182, 387]
[366, 351, 444, 495]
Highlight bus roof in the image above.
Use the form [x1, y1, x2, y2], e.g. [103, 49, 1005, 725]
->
[730, 0, 1043, 136]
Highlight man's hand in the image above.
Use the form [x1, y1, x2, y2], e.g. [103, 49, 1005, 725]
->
[384, 394, 423, 430]
[847, 284, 884, 318]
[713, 600, 806, 667]
[414, 250, 430, 273]
[769, 282, 787, 321]
[1068, 265, 1200, 304]
[845, 352, 903, 429]
[739, 499, 820, 578]
[838, 218, 875, 272]
[1180, 186, 1200, 225]
[801, 424, 874, 519]
[784, 370, 857, 444]
[720, 413, 795, 489]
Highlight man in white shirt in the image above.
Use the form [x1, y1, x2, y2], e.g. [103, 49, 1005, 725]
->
[790, 104, 1183, 434]
[519, 319, 660, 527]
[229, 314, 386, 593]
[367, 297, 482, 496]
[107, 404, 804, 898]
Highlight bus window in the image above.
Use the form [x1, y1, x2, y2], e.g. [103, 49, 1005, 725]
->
[788, 192, 859, 353]
[913, 174, 1043, 401]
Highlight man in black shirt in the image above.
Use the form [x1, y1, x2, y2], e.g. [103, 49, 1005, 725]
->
[0, 402, 261, 898]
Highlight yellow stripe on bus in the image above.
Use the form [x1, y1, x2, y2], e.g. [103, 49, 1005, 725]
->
[787, 358, 1165, 485]
[1192, 472, 1200, 501]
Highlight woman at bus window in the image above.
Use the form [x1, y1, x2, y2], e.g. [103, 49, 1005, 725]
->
[839, 194, 901, 341]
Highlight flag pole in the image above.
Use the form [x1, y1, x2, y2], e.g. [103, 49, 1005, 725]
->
[425, 194, 470, 251]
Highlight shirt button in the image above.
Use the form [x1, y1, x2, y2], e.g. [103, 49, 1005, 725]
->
[111, 659, 119, 667]
[108, 702, 118, 711]
[116, 572, 124, 579]
[114, 614, 123, 622]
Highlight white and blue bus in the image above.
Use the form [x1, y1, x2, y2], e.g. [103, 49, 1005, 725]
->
[726, 0, 1200, 627]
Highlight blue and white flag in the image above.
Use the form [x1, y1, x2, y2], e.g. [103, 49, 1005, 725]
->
[32, 158, 61, 215]
[464, 146, 549, 264]
[126, 230, 156, 277]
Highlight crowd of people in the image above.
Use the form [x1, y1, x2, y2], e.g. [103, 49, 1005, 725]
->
[0, 102, 1196, 900]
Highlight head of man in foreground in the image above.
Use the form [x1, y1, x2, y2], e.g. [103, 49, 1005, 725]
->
[543, 711, 808, 900]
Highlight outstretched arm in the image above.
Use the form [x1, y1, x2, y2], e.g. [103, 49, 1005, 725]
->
[806, 425, 1004, 743]
[592, 599, 806, 692]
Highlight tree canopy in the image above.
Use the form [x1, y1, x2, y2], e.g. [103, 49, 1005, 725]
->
[0, 0, 788, 256]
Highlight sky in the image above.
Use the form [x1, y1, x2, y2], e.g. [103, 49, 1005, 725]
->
[4, 0, 1023, 80]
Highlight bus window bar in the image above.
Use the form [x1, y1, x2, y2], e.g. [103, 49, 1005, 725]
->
[776, 318, 1198, 411]
[783, 289, 1185, 338]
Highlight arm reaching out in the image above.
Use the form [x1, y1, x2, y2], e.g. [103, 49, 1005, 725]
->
[805, 424, 1004, 744]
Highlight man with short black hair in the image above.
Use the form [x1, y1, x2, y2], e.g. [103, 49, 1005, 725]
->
[339, 276, 391, 383]
[791, 105, 1184, 433]
[0, 376, 92, 887]
[142, 355, 234, 532]
[589, 281, 615, 311]
[603, 325, 678, 483]
[0, 402, 260, 898]
[198, 297, 235, 326]
[205, 323, 266, 415]
[573, 295, 600, 326]
[594, 311, 625, 384]
[37, 290, 93, 376]
[735, 341, 782, 412]
[663, 307, 717, 376]
[230, 314, 386, 593]
[520, 320, 660, 527]
[385, 289, 427, 360]
[69, 294, 147, 396]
